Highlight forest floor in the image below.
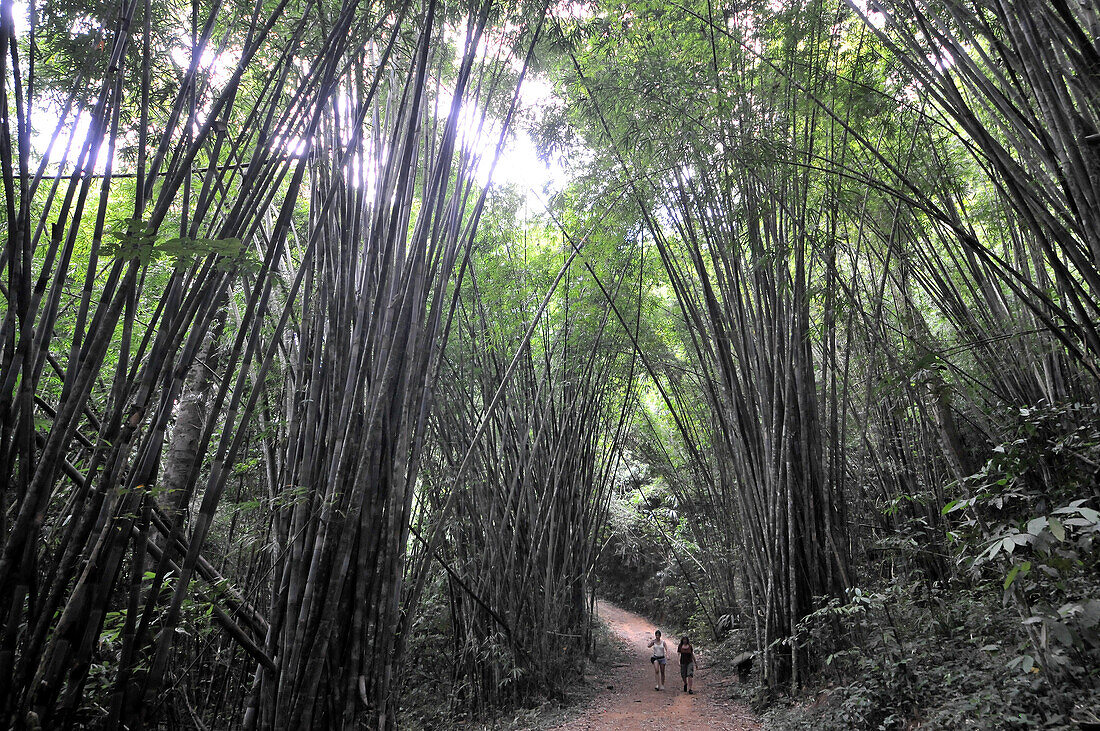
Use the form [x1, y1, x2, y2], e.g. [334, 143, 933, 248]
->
[528, 601, 761, 730]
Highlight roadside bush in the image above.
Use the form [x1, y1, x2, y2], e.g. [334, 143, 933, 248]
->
[763, 582, 1097, 730]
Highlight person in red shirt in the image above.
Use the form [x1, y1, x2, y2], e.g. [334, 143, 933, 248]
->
[678, 636, 695, 694]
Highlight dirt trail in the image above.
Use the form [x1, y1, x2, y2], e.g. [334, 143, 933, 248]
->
[551, 601, 760, 730]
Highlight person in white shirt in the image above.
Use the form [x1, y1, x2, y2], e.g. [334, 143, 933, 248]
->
[647, 629, 668, 690]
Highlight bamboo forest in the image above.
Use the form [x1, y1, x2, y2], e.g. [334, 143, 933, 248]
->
[1, 0, 1099, 728]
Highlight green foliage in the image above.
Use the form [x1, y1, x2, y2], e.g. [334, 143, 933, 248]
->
[768, 582, 1095, 730]
[103, 218, 258, 272]
[595, 465, 693, 623]
[762, 400, 1100, 729]
[941, 402, 1100, 687]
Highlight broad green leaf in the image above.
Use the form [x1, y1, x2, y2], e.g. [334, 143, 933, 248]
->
[1048, 516, 1065, 542]
[1003, 561, 1029, 590]
[1026, 517, 1047, 535]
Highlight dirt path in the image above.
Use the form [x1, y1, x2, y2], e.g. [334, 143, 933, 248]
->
[550, 601, 761, 730]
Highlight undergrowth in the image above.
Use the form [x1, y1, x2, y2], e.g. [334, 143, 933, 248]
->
[758, 583, 1098, 729]
[399, 593, 622, 730]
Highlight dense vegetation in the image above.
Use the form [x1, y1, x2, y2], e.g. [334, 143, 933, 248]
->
[1, 0, 1098, 728]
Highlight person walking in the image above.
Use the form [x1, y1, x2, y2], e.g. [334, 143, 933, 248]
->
[677, 635, 695, 694]
[647, 629, 668, 690]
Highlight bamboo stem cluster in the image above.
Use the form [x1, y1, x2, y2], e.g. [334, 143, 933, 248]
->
[420, 230, 640, 708]
[0, 0, 545, 725]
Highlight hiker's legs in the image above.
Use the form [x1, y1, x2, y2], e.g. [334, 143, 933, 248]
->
[659, 661, 666, 687]
[653, 660, 660, 688]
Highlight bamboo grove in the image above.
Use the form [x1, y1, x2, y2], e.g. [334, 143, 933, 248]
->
[551, 0, 1099, 701]
[3, 0, 1100, 726]
[0, 0, 587, 725]
[420, 223, 642, 709]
